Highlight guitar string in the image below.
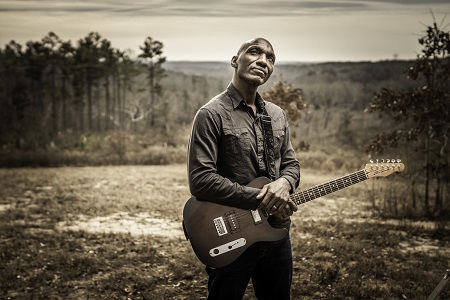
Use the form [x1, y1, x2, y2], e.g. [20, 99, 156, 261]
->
[219, 164, 402, 223]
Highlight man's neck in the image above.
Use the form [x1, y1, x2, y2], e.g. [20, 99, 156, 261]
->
[231, 79, 258, 106]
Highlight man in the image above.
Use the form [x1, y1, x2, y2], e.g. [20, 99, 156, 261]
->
[187, 37, 301, 300]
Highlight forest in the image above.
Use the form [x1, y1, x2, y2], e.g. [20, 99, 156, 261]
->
[0, 21, 448, 220]
[0, 32, 415, 152]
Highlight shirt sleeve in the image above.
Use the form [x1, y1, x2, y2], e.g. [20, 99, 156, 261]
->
[187, 107, 261, 210]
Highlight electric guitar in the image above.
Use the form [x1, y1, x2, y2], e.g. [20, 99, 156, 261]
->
[183, 160, 405, 268]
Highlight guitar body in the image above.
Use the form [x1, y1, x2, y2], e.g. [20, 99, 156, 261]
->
[182, 177, 288, 268]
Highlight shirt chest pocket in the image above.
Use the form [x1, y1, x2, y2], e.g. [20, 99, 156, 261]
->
[273, 128, 285, 157]
[223, 128, 251, 158]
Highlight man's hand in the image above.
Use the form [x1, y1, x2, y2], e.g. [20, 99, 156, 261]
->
[256, 177, 297, 218]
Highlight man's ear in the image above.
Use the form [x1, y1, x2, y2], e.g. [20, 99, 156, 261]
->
[231, 56, 238, 68]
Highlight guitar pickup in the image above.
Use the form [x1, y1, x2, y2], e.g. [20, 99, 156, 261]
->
[225, 211, 240, 233]
[251, 210, 263, 224]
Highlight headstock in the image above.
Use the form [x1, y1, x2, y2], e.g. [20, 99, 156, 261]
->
[365, 159, 405, 178]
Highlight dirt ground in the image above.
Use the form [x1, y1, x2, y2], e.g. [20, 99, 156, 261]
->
[1, 165, 449, 299]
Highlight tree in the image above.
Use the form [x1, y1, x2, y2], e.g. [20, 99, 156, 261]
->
[262, 80, 308, 125]
[24, 39, 51, 148]
[41, 32, 70, 136]
[116, 50, 139, 129]
[365, 15, 450, 217]
[57, 39, 75, 132]
[98, 39, 116, 130]
[24, 40, 47, 116]
[76, 32, 105, 131]
[0, 40, 25, 148]
[138, 37, 166, 128]
[262, 81, 309, 149]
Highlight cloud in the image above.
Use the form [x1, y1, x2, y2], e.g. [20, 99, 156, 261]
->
[0, 0, 447, 18]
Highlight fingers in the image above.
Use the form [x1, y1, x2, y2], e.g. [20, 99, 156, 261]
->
[287, 200, 298, 212]
[271, 200, 286, 214]
[257, 186, 280, 212]
[258, 189, 284, 212]
[281, 202, 295, 216]
[273, 202, 297, 219]
[257, 179, 293, 214]
[256, 185, 268, 200]
[259, 190, 289, 214]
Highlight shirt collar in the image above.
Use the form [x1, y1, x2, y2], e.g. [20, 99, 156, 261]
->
[227, 83, 266, 112]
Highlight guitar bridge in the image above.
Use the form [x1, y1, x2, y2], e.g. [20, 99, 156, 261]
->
[213, 211, 241, 236]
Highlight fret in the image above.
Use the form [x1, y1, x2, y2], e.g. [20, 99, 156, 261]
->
[312, 186, 321, 198]
[295, 192, 304, 205]
[352, 171, 360, 182]
[349, 175, 357, 185]
[297, 190, 307, 205]
[301, 191, 308, 204]
[295, 192, 306, 204]
[302, 190, 310, 204]
[343, 175, 353, 186]
[336, 177, 345, 189]
[307, 188, 316, 201]
[317, 184, 328, 197]
[329, 181, 339, 192]
[323, 182, 333, 194]
[357, 170, 368, 181]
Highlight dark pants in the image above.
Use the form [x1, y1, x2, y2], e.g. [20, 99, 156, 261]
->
[206, 237, 293, 300]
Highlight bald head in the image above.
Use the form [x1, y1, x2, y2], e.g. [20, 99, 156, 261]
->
[236, 38, 275, 60]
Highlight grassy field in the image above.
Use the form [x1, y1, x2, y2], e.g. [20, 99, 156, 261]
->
[0, 165, 449, 299]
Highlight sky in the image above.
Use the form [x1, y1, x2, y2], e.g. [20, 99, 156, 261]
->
[0, 0, 449, 62]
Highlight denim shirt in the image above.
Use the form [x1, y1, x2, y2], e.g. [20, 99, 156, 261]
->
[187, 83, 301, 219]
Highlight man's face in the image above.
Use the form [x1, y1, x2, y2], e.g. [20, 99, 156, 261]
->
[232, 38, 275, 87]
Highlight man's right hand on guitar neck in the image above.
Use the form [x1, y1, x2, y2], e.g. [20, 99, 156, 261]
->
[256, 177, 298, 218]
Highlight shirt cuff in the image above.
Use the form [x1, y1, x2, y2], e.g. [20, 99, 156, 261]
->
[281, 176, 298, 194]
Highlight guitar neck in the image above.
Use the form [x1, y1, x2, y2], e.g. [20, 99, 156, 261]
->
[290, 169, 368, 205]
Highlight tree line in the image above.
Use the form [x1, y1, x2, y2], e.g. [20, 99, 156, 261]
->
[0, 32, 166, 149]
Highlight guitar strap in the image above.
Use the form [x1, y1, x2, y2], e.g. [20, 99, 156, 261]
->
[260, 105, 276, 181]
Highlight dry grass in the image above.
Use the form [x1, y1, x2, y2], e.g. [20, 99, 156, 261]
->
[0, 165, 449, 299]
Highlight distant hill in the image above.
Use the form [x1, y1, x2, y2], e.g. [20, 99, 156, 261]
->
[164, 61, 232, 78]
[164, 60, 414, 85]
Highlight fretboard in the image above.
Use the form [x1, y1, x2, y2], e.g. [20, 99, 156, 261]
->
[290, 169, 368, 205]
